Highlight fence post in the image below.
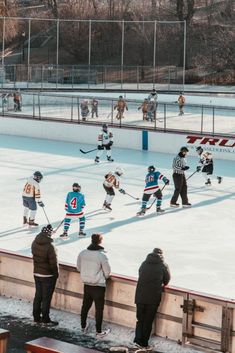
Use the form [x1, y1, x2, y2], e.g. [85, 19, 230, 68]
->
[137, 66, 139, 91]
[77, 97, 80, 123]
[38, 92, 41, 120]
[33, 93, 35, 118]
[111, 99, 114, 126]
[164, 104, 166, 131]
[212, 106, 215, 136]
[201, 105, 204, 134]
[71, 97, 73, 121]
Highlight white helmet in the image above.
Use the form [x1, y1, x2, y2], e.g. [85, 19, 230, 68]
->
[115, 167, 124, 176]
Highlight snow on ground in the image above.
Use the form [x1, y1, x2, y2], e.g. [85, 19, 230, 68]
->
[0, 134, 235, 299]
[0, 296, 202, 353]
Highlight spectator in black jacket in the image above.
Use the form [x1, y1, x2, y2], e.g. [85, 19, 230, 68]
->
[134, 248, 170, 349]
[31, 224, 59, 326]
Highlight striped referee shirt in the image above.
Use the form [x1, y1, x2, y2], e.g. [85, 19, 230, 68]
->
[172, 154, 186, 174]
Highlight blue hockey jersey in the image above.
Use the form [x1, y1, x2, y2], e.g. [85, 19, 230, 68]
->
[144, 171, 168, 194]
[65, 191, 85, 217]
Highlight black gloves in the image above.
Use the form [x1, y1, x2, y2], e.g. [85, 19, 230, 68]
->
[196, 166, 201, 172]
[182, 166, 190, 171]
[98, 145, 104, 150]
[119, 189, 126, 194]
[38, 201, 45, 207]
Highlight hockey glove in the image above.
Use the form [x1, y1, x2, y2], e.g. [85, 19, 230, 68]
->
[182, 166, 190, 171]
[98, 145, 104, 150]
[38, 201, 45, 207]
[196, 166, 201, 172]
[165, 179, 170, 185]
[119, 189, 126, 194]
[109, 141, 113, 146]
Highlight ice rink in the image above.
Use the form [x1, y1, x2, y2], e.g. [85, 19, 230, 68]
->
[0, 134, 235, 299]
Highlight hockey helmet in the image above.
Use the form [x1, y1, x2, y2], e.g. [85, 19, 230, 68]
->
[148, 165, 155, 173]
[119, 95, 123, 99]
[180, 146, 189, 153]
[115, 167, 124, 176]
[41, 224, 53, 235]
[196, 146, 203, 153]
[33, 171, 43, 182]
[102, 123, 108, 131]
[72, 183, 81, 191]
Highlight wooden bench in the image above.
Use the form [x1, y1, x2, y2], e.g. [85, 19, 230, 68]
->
[25, 337, 104, 353]
[0, 329, 10, 353]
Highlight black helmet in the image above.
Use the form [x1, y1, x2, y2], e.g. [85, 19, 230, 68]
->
[41, 224, 53, 234]
[180, 146, 189, 153]
[148, 165, 155, 173]
[102, 123, 108, 130]
[72, 183, 81, 191]
[33, 171, 43, 182]
[119, 95, 123, 99]
[196, 146, 203, 152]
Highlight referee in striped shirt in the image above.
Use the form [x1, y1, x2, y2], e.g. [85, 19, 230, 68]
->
[170, 146, 191, 208]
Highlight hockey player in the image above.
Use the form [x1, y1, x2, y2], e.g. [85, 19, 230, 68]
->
[196, 146, 222, 186]
[80, 99, 89, 121]
[13, 89, 22, 112]
[138, 98, 148, 120]
[137, 166, 169, 216]
[91, 98, 99, 118]
[22, 171, 44, 226]
[147, 98, 157, 122]
[95, 124, 114, 163]
[60, 183, 86, 237]
[177, 92, 185, 116]
[148, 88, 158, 102]
[103, 167, 125, 211]
[114, 96, 128, 120]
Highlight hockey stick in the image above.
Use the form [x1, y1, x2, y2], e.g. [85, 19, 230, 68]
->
[80, 147, 97, 154]
[186, 170, 198, 181]
[146, 184, 167, 210]
[52, 219, 64, 234]
[41, 206, 51, 224]
[125, 192, 139, 200]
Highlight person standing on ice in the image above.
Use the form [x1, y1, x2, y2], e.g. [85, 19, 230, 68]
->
[22, 171, 44, 226]
[138, 98, 148, 120]
[134, 248, 170, 349]
[196, 146, 222, 186]
[170, 146, 191, 208]
[137, 166, 169, 216]
[80, 99, 89, 121]
[95, 124, 114, 163]
[177, 92, 185, 116]
[103, 167, 125, 211]
[60, 183, 86, 238]
[91, 98, 99, 118]
[114, 95, 128, 120]
[148, 88, 158, 102]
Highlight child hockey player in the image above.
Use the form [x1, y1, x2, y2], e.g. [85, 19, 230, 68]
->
[103, 167, 125, 211]
[91, 98, 99, 118]
[137, 166, 169, 216]
[114, 96, 128, 120]
[95, 124, 114, 163]
[196, 146, 222, 186]
[60, 183, 86, 237]
[22, 171, 44, 226]
[80, 99, 89, 121]
[177, 92, 185, 116]
[138, 98, 148, 120]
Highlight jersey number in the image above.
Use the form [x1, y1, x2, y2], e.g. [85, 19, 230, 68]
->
[70, 197, 77, 209]
[146, 175, 154, 183]
[24, 183, 32, 194]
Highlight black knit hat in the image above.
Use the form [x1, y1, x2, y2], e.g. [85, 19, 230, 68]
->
[153, 248, 163, 255]
[41, 224, 53, 234]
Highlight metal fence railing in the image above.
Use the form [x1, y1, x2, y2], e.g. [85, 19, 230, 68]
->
[1, 92, 235, 137]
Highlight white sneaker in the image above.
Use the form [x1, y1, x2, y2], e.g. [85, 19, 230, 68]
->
[96, 328, 110, 338]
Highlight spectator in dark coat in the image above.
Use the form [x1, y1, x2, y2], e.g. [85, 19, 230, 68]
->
[31, 224, 59, 326]
[134, 248, 170, 349]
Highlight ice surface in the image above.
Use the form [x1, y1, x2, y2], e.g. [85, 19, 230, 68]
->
[0, 134, 235, 299]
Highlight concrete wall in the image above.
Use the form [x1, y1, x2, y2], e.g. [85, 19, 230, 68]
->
[0, 117, 235, 160]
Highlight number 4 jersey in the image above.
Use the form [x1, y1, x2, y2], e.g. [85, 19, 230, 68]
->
[65, 191, 85, 217]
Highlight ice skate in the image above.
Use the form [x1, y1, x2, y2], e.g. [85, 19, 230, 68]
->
[95, 157, 100, 164]
[107, 156, 114, 162]
[60, 231, 68, 238]
[28, 219, 38, 226]
[205, 178, 211, 186]
[79, 230, 86, 237]
[23, 216, 28, 225]
[156, 207, 165, 214]
[137, 208, 146, 216]
[217, 176, 222, 184]
[104, 203, 112, 211]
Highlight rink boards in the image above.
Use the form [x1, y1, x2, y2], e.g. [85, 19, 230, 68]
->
[0, 116, 235, 161]
[0, 250, 234, 353]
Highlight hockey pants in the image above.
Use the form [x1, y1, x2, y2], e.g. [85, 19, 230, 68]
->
[103, 184, 115, 205]
[96, 145, 112, 159]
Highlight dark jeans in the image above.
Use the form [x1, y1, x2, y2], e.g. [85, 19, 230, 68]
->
[134, 303, 159, 347]
[81, 285, 105, 333]
[33, 276, 57, 322]
[171, 173, 188, 204]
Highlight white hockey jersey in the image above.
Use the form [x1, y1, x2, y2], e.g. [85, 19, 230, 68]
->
[22, 177, 41, 199]
[98, 130, 113, 146]
[104, 172, 120, 189]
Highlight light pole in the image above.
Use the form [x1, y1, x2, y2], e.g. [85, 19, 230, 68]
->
[21, 31, 26, 63]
